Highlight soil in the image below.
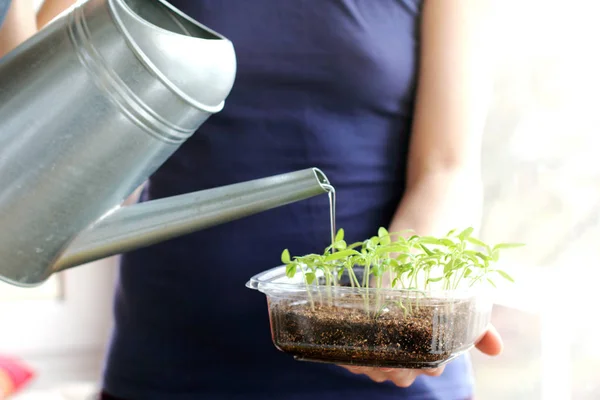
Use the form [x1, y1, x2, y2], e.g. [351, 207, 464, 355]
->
[268, 296, 477, 369]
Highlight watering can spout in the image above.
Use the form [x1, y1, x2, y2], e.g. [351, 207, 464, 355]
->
[52, 168, 332, 273]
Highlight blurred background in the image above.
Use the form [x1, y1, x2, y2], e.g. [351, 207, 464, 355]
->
[0, 0, 598, 398]
[471, 0, 600, 399]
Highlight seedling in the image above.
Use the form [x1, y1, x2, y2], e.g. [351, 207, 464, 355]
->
[248, 227, 524, 369]
[281, 227, 521, 311]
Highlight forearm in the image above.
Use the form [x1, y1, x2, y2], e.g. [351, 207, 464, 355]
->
[36, 0, 76, 28]
[389, 169, 483, 237]
[389, 0, 497, 238]
[0, 0, 77, 58]
[0, 0, 36, 57]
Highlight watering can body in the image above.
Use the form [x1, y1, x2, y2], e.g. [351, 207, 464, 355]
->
[0, 0, 331, 286]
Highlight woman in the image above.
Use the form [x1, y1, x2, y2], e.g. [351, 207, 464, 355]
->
[0, 0, 36, 57]
[32, 0, 502, 398]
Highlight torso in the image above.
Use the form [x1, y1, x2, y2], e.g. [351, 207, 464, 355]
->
[102, 1, 474, 399]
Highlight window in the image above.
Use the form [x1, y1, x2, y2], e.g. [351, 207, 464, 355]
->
[470, 1, 599, 399]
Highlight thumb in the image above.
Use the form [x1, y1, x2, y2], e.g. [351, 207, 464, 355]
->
[475, 324, 503, 356]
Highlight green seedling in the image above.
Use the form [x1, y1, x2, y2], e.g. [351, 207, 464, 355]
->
[281, 227, 523, 316]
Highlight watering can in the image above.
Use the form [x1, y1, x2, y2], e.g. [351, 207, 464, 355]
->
[0, 0, 332, 286]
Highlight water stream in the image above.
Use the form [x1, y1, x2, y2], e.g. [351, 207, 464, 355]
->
[322, 184, 336, 247]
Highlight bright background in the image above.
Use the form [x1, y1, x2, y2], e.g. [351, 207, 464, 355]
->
[469, 0, 600, 399]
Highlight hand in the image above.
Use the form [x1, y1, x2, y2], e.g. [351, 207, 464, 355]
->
[340, 324, 503, 388]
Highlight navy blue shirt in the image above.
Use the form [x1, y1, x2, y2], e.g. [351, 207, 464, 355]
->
[103, 1, 474, 399]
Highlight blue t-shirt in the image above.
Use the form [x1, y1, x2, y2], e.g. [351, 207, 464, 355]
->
[103, 1, 474, 399]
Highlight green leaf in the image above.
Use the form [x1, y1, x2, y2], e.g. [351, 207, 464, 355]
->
[493, 242, 526, 251]
[335, 228, 345, 242]
[305, 272, 317, 285]
[466, 236, 486, 247]
[281, 249, 291, 264]
[495, 269, 515, 283]
[398, 262, 414, 272]
[464, 268, 473, 278]
[420, 244, 434, 256]
[325, 249, 358, 261]
[333, 240, 347, 250]
[378, 227, 390, 240]
[444, 258, 455, 274]
[427, 276, 443, 283]
[422, 258, 438, 266]
[482, 256, 490, 268]
[395, 253, 412, 264]
[458, 227, 474, 241]
[375, 244, 407, 256]
[419, 236, 440, 245]
[286, 264, 296, 278]
[372, 264, 385, 277]
[486, 278, 497, 288]
[466, 236, 491, 253]
[464, 251, 481, 266]
[491, 249, 500, 262]
[439, 238, 456, 247]
[296, 253, 320, 261]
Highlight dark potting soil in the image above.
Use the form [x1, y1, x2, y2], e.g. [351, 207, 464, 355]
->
[269, 297, 477, 369]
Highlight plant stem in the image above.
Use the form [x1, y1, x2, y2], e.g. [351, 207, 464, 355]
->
[453, 265, 470, 290]
[375, 274, 383, 314]
[411, 266, 420, 289]
[303, 274, 315, 311]
[348, 266, 361, 288]
[364, 260, 371, 289]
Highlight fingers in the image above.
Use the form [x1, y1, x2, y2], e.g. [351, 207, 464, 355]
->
[341, 365, 445, 388]
[387, 369, 418, 387]
[475, 324, 503, 356]
[343, 366, 391, 384]
[422, 367, 445, 377]
[338, 324, 505, 388]
[364, 369, 390, 384]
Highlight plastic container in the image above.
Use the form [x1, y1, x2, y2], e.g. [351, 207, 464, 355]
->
[246, 265, 493, 369]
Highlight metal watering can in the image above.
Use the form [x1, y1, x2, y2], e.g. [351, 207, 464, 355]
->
[0, 0, 331, 286]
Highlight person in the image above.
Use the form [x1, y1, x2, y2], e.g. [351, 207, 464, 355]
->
[0, 0, 36, 57]
[3, 0, 504, 399]
[0, 0, 74, 57]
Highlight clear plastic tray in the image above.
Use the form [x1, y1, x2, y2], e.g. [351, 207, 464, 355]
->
[247, 265, 492, 369]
